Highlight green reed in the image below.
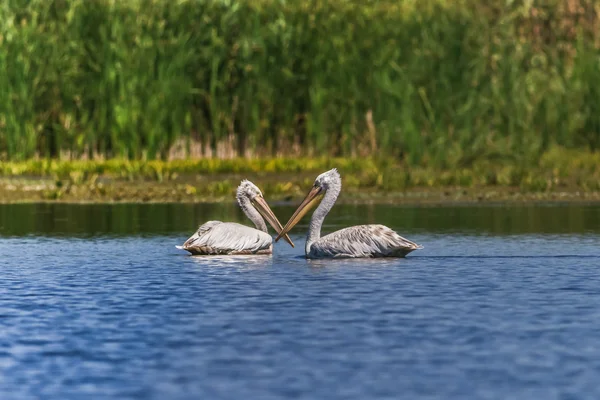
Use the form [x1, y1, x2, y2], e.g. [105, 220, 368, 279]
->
[0, 0, 599, 166]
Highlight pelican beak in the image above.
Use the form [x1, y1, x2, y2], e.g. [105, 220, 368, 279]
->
[275, 186, 324, 242]
[252, 195, 295, 248]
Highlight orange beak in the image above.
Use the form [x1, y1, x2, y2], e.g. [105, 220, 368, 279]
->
[252, 195, 295, 247]
[275, 186, 323, 242]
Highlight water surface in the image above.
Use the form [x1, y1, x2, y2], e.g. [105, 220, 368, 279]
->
[1, 203, 600, 399]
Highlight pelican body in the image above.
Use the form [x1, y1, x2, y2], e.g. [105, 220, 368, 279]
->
[275, 169, 422, 259]
[177, 180, 294, 255]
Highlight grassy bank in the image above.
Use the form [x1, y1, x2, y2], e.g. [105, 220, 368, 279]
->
[2, 0, 600, 164]
[1, 148, 599, 203]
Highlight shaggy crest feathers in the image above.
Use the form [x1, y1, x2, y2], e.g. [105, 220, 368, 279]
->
[236, 179, 262, 201]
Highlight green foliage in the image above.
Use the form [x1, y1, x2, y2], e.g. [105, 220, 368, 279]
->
[0, 0, 599, 165]
[1, 148, 598, 194]
[0, 156, 379, 179]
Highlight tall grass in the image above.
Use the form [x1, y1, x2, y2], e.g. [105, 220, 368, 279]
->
[0, 0, 599, 166]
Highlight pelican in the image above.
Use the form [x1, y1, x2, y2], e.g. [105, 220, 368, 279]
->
[275, 168, 423, 258]
[177, 180, 294, 255]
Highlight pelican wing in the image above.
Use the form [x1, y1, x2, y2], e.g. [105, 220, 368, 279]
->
[178, 221, 272, 255]
[309, 224, 422, 258]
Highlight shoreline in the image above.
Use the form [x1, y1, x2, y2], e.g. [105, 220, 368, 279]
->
[1, 154, 599, 206]
[1, 175, 599, 206]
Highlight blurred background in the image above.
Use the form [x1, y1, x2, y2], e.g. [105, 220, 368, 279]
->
[1, 0, 600, 200]
[1, 0, 598, 162]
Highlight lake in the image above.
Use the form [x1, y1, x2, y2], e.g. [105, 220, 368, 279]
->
[1, 202, 600, 399]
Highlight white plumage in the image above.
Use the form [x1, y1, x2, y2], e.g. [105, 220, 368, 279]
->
[176, 221, 273, 255]
[176, 180, 293, 255]
[308, 224, 422, 259]
[276, 169, 423, 259]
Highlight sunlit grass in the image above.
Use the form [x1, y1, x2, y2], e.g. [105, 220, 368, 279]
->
[0, 156, 379, 179]
[1, 147, 599, 196]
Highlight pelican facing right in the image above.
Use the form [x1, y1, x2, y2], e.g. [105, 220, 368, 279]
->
[177, 180, 294, 255]
[275, 168, 423, 259]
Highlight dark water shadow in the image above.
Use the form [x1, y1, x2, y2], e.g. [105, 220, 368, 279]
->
[2, 202, 600, 237]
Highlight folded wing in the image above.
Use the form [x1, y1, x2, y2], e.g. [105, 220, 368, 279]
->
[178, 221, 272, 255]
[310, 224, 422, 258]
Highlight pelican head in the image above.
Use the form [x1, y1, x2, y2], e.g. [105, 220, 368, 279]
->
[237, 179, 264, 201]
[237, 179, 295, 247]
[275, 168, 341, 242]
[313, 168, 341, 191]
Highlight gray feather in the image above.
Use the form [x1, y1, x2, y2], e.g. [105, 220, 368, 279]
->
[309, 224, 422, 259]
[179, 221, 272, 255]
[302, 169, 423, 259]
[176, 180, 278, 256]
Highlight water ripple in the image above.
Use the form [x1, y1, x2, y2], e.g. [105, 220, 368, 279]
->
[0, 208, 600, 399]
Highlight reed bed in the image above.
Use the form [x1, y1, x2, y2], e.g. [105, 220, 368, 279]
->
[1, 0, 599, 167]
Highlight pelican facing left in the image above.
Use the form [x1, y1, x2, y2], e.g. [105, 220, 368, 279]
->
[177, 180, 294, 255]
[275, 168, 422, 259]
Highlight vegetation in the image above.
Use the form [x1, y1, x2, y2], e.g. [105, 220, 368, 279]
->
[1, 0, 600, 166]
[1, 147, 599, 198]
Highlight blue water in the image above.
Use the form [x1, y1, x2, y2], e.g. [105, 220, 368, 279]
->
[1, 203, 600, 399]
